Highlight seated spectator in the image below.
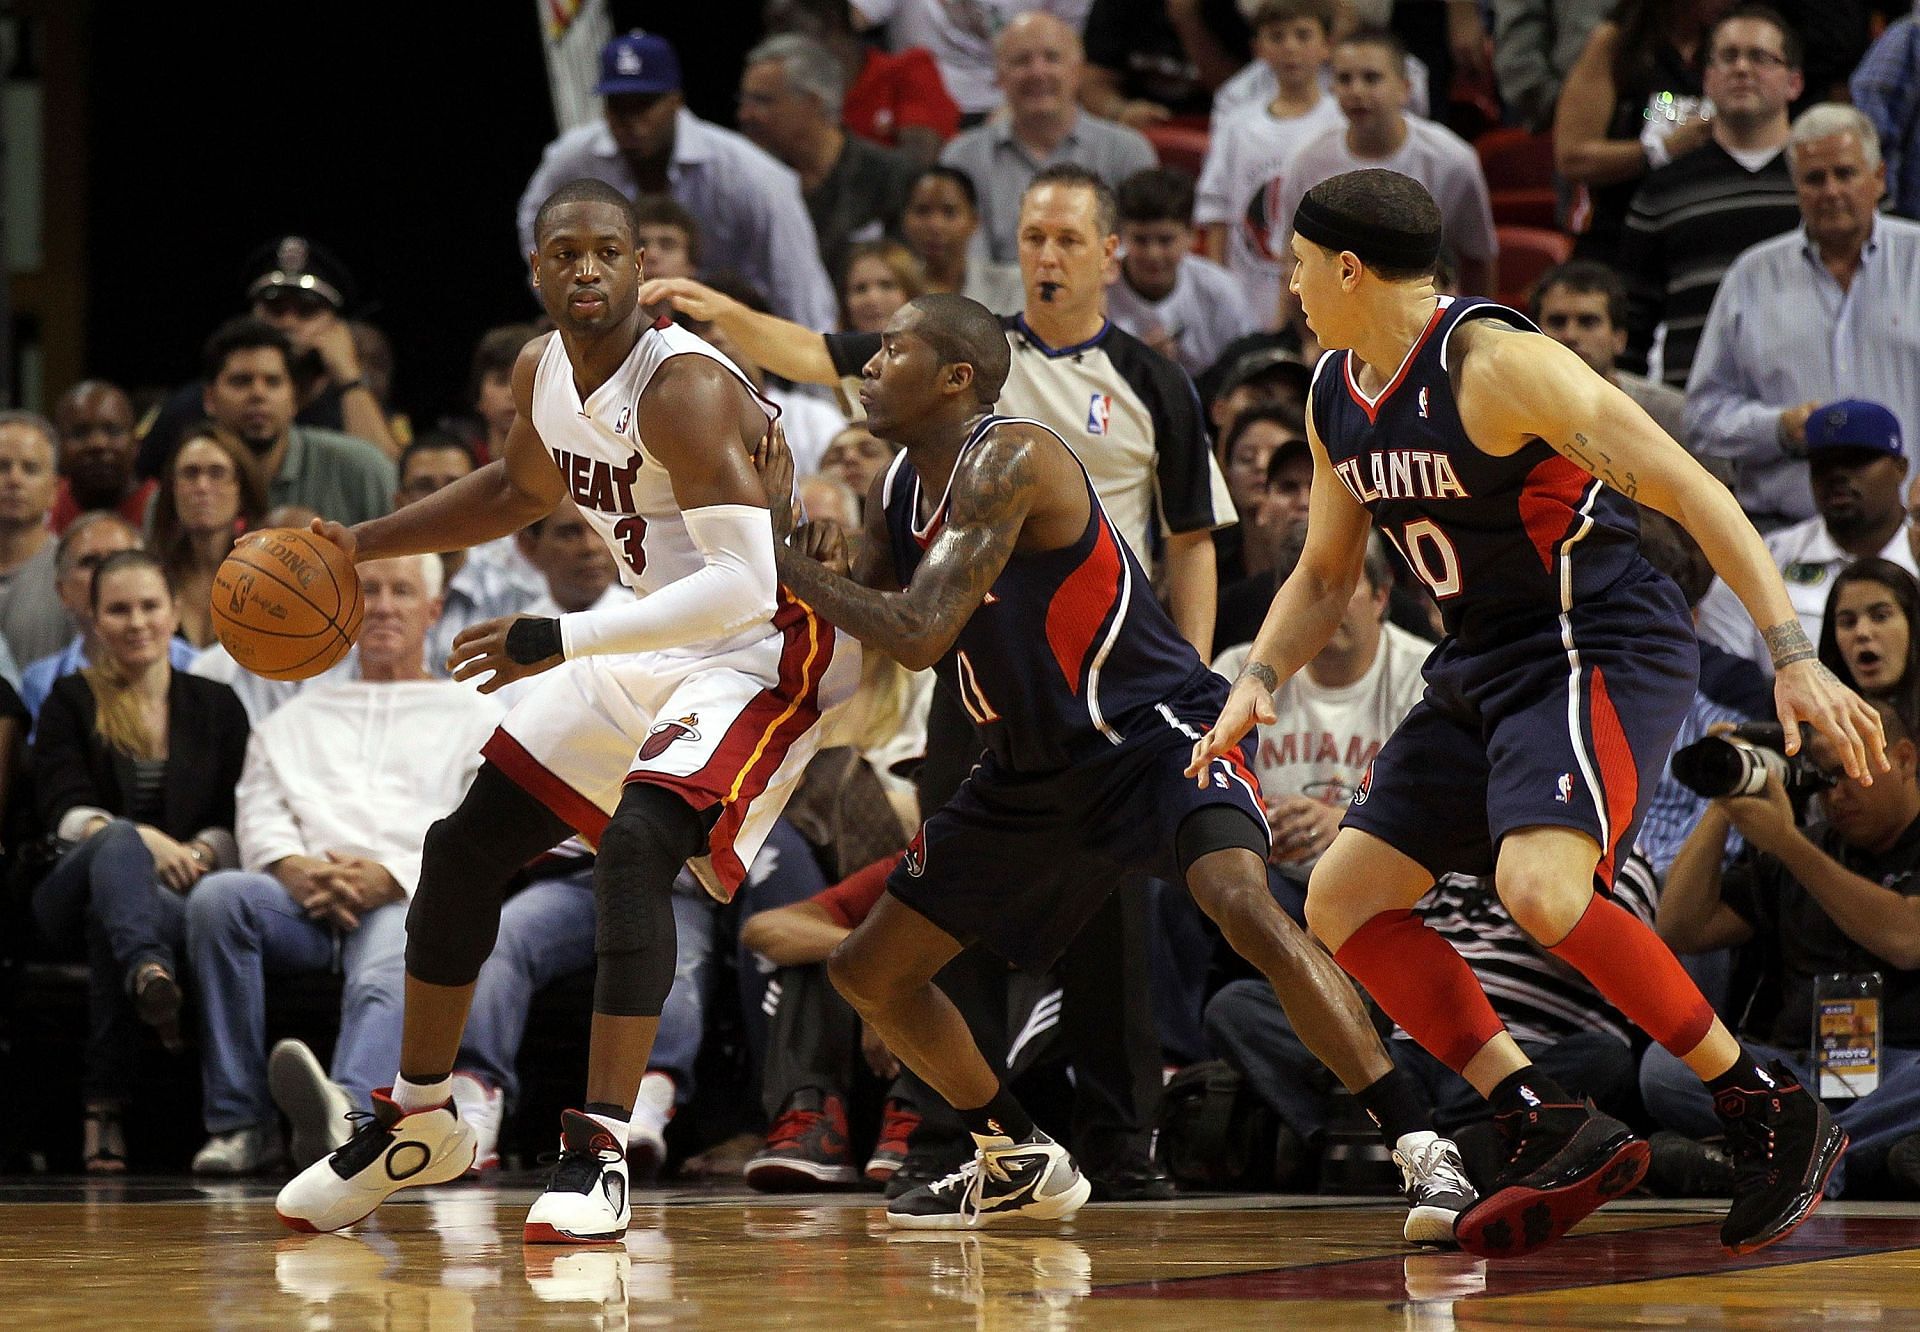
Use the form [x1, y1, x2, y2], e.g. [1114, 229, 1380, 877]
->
[1194, 0, 1342, 326]
[1551, 0, 1714, 265]
[0, 411, 70, 670]
[1206, 857, 1651, 1178]
[763, 0, 959, 165]
[20, 514, 196, 723]
[840, 239, 926, 334]
[798, 474, 863, 531]
[184, 555, 501, 1174]
[51, 381, 152, 535]
[1652, 698, 1920, 1199]
[1212, 2, 1432, 125]
[406, 437, 545, 677]
[1269, 25, 1497, 324]
[1850, 13, 1919, 222]
[1490, 0, 1611, 132]
[139, 237, 400, 473]
[513, 500, 630, 622]
[148, 425, 268, 649]
[187, 505, 355, 725]
[516, 30, 837, 330]
[1819, 559, 1920, 728]
[198, 317, 396, 527]
[633, 196, 700, 281]
[1107, 168, 1258, 377]
[738, 855, 921, 1189]
[854, 0, 1056, 124]
[1619, 5, 1803, 393]
[1213, 404, 1301, 601]
[817, 425, 899, 512]
[1532, 260, 1691, 454]
[29, 550, 248, 1171]
[1696, 401, 1918, 670]
[443, 324, 541, 465]
[1080, 0, 1252, 126]
[938, 13, 1158, 262]
[1686, 105, 1920, 532]
[898, 166, 1025, 312]
[738, 34, 922, 281]
[1213, 529, 1430, 888]
[1202, 347, 1309, 445]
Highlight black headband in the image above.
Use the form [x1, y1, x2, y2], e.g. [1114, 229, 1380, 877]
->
[1293, 193, 1442, 272]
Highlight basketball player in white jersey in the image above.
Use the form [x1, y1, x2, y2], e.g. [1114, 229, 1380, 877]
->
[274, 179, 857, 1244]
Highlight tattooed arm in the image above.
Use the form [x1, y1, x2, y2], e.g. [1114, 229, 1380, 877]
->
[1453, 319, 1886, 779]
[775, 428, 1038, 672]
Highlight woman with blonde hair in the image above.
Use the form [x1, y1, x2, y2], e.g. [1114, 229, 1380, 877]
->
[840, 240, 926, 334]
[147, 423, 267, 647]
[30, 549, 250, 1170]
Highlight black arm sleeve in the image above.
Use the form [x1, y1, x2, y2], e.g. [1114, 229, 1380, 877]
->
[825, 332, 885, 379]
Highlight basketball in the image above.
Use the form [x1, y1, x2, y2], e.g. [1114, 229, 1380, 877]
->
[209, 528, 362, 681]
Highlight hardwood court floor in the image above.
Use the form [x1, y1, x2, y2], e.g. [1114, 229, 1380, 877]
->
[5, 1180, 1920, 1329]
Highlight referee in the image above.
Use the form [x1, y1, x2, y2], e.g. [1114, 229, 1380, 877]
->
[643, 164, 1235, 1198]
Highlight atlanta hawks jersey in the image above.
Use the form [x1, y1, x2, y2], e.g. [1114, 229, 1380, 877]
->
[1310, 297, 1658, 650]
[530, 319, 777, 649]
[882, 414, 1213, 772]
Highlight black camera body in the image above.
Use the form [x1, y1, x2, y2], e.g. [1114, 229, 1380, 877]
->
[1669, 722, 1836, 801]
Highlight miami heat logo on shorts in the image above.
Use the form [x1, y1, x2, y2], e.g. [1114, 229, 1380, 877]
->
[1353, 762, 1373, 806]
[639, 714, 701, 761]
[903, 825, 928, 878]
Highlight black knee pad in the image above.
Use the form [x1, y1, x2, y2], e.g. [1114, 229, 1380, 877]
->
[592, 782, 712, 1017]
[405, 763, 574, 987]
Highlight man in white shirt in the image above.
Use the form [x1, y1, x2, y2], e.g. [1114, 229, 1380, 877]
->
[514, 31, 838, 330]
[183, 555, 504, 1174]
[854, 0, 1092, 119]
[1106, 167, 1258, 376]
[1268, 27, 1497, 324]
[1698, 400, 1918, 670]
[1213, 528, 1430, 888]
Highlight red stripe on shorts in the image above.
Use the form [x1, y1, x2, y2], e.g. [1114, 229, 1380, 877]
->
[627, 594, 833, 895]
[1587, 665, 1638, 889]
[482, 727, 611, 842]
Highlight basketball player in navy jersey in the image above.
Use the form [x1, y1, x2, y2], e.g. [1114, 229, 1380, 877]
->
[1189, 168, 1881, 1258]
[758, 291, 1477, 1234]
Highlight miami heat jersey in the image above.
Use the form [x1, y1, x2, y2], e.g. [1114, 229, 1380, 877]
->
[530, 320, 777, 649]
[1311, 297, 1656, 650]
[882, 414, 1211, 772]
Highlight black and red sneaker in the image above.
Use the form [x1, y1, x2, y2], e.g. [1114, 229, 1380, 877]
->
[864, 1099, 922, 1186]
[744, 1088, 858, 1191]
[1716, 1062, 1847, 1254]
[1454, 1100, 1648, 1259]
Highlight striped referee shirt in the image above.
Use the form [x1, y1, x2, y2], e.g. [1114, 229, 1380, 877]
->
[1686, 214, 1920, 529]
[1391, 853, 1658, 1050]
[1619, 142, 1800, 388]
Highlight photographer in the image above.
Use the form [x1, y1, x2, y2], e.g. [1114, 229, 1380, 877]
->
[1650, 697, 1920, 1198]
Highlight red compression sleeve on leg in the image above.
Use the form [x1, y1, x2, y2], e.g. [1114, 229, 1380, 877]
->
[1546, 894, 1715, 1057]
[1333, 909, 1507, 1074]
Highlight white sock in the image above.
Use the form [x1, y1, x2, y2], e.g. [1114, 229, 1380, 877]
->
[392, 1074, 453, 1112]
[588, 1111, 630, 1150]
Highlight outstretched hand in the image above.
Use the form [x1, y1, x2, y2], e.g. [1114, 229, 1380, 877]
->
[449, 614, 562, 694]
[1185, 671, 1278, 785]
[1774, 658, 1889, 782]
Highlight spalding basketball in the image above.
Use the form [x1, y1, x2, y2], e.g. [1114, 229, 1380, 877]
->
[210, 528, 363, 681]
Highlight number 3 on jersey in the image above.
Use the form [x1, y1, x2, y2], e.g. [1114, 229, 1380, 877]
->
[1384, 518, 1461, 599]
[613, 516, 648, 576]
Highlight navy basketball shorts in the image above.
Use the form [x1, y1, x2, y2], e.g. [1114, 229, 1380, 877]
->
[1342, 596, 1698, 889]
[887, 674, 1269, 972]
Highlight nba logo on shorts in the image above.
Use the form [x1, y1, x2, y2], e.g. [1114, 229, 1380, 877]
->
[903, 825, 928, 877]
[1555, 772, 1574, 804]
[1086, 394, 1112, 435]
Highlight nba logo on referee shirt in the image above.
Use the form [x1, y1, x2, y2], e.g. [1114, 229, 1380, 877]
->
[1086, 394, 1112, 435]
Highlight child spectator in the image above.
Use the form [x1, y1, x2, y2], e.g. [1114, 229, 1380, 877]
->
[1108, 168, 1259, 376]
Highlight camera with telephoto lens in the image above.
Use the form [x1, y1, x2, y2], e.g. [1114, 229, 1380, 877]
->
[1669, 722, 1836, 801]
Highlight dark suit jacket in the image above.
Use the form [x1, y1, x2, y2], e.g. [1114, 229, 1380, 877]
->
[32, 670, 250, 842]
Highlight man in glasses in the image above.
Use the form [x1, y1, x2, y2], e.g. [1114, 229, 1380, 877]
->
[1697, 400, 1917, 670]
[1619, 4, 1805, 395]
[136, 235, 399, 476]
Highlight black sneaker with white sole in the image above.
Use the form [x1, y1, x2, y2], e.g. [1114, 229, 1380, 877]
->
[887, 1131, 1092, 1230]
[1394, 1132, 1477, 1245]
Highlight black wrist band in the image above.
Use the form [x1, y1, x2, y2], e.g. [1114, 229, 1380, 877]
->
[505, 616, 563, 664]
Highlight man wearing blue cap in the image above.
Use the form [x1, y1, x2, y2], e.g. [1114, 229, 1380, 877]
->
[1698, 399, 1919, 670]
[516, 31, 839, 332]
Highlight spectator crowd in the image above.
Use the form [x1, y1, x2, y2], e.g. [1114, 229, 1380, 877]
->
[8, 0, 1920, 1212]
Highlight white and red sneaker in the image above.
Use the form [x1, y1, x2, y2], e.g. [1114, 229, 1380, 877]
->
[524, 1110, 631, 1245]
[275, 1090, 476, 1233]
[627, 1071, 675, 1178]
